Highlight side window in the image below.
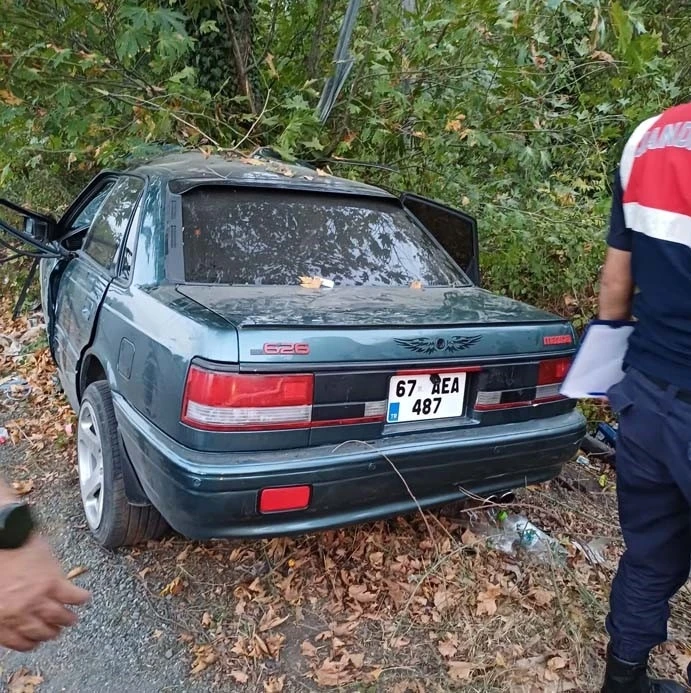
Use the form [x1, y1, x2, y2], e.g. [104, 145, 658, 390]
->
[401, 194, 480, 285]
[119, 201, 142, 280]
[68, 183, 115, 233]
[83, 176, 144, 269]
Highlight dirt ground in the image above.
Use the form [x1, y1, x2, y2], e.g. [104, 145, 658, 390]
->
[0, 303, 689, 693]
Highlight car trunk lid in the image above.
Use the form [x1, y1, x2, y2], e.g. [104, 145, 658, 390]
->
[175, 285, 558, 329]
[175, 285, 573, 364]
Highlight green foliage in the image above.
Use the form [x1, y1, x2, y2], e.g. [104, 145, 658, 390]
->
[0, 0, 689, 315]
[258, 0, 688, 313]
[186, 0, 258, 104]
[115, 5, 191, 65]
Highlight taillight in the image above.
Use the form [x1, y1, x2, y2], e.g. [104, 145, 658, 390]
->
[475, 357, 571, 411]
[538, 357, 571, 385]
[535, 357, 571, 403]
[182, 365, 314, 431]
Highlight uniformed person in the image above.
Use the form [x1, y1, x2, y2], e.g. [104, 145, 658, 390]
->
[598, 101, 691, 692]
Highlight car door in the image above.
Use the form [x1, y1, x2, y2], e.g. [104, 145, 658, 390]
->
[40, 179, 116, 354]
[401, 193, 481, 285]
[53, 174, 145, 409]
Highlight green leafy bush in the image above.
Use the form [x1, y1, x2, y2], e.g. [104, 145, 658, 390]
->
[0, 0, 688, 316]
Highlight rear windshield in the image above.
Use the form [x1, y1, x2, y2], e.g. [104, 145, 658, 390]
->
[180, 188, 468, 287]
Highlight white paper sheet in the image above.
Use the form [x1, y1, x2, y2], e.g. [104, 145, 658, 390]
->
[560, 321, 635, 399]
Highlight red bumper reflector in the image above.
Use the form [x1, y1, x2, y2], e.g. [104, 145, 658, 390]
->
[259, 486, 311, 513]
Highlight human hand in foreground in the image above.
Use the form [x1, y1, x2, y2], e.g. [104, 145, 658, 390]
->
[0, 536, 91, 651]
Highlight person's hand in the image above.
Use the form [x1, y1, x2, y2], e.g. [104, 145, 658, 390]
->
[0, 536, 91, 651]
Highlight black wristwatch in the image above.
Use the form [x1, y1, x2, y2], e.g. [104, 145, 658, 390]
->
[0, 502, 34, 549]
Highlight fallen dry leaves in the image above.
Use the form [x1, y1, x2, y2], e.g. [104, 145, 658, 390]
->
[476, 582, 502, 616]
[11, 479, 34, 496]
[1, 307, 77, 453]
[437, 633, 459, 659]
[3, 291, 691, 692]
[531, 587, 556, 607]
[7, 668, 43, 693]
[160, 576, 184, 597]
[190, 644, 218, 674]
[258, 605, 289, 632]
[230, 670, 249, 684]
[66, 565, 88, 580]
[263, 675, 285, 692]
[447, 661, 474, 681]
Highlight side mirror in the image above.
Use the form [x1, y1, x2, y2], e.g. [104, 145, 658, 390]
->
[23, 216, 50, 241]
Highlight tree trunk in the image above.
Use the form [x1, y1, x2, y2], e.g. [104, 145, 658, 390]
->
[189, 0, 258, 112]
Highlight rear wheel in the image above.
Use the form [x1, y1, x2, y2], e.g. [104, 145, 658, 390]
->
[77, 381, 168, 548]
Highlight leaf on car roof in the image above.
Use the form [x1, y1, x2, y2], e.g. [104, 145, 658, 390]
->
[299, 276, 334, 289]
[299, 275, 322, 289]
[410, 280, 423, 290]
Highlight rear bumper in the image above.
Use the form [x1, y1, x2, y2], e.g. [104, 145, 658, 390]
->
[114, 393, 585, 539]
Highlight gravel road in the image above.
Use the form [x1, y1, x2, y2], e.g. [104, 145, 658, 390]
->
[0, 405, 210, 693]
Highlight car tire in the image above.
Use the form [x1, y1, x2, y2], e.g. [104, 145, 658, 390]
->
[77, 381, 168, 548]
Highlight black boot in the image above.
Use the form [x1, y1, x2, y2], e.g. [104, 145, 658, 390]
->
[602, 648, 687, 692]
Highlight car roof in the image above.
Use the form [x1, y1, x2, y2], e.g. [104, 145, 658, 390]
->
[126, 151, 396, 199]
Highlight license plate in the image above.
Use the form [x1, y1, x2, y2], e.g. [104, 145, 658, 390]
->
[386, 372, 467, 423]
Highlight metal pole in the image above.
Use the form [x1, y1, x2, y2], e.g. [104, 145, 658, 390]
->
[315, 0, 362, 125]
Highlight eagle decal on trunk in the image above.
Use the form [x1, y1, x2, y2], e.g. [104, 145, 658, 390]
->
[394, 335, 482, 354]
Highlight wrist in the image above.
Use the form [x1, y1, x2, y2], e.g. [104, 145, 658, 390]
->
[0, 502, 35, 550]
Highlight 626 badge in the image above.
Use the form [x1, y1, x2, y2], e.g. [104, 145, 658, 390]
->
[387, 371, 467, 424]
[250, 342, 310, 356]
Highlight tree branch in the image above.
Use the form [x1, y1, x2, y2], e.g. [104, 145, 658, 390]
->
[220, 0, 257, 114]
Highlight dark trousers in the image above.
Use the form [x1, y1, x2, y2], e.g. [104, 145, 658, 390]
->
[606, 367, 691, 663]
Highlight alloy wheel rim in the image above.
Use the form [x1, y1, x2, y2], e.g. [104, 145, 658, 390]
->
[77, 402, 105, 530]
